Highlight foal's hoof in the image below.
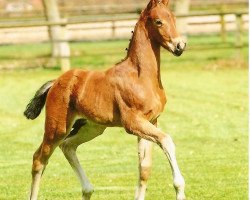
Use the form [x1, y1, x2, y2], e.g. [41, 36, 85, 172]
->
[82, 189, 94, 200]
[82, 193, 92, 200]
[176, 193, 186, 200]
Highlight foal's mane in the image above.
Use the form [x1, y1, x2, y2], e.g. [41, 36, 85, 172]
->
[115, 8, 151, 66]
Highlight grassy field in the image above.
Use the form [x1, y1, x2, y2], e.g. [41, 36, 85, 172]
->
[0, 34, 248, 200]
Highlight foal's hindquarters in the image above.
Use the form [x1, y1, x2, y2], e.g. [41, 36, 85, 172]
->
[29, 70, 109, 200]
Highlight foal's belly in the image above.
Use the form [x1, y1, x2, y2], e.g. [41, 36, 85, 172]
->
[76, 99, 121, 127]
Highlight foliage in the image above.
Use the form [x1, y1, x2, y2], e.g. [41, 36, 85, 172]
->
[0, 35, 248, 199]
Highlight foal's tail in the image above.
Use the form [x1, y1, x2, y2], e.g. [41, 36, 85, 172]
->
[24, 80, 55, 120]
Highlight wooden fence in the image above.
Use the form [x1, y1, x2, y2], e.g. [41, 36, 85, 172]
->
[0, 11, 247, 39]
[0, 0, 247, 18]
[0, 10, 248, 71]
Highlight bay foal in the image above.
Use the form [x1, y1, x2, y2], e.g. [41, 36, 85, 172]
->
[24, 0, 186, 199]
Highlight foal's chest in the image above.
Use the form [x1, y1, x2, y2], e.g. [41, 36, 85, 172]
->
[143, 89, 166, 121]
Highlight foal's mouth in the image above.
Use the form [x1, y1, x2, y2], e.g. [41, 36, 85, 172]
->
[173, 49, 184, 57]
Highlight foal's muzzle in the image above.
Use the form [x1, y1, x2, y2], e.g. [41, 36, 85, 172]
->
[173, 42, 186, 56]
[166, 37, 186, 57]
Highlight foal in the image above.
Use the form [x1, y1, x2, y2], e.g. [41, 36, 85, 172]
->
[24, 0, 186, 199]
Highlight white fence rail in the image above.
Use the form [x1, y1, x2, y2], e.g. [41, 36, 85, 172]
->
[0, 11, 248, 44]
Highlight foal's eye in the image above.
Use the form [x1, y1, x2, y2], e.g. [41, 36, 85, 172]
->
[154, 19, 163, 27]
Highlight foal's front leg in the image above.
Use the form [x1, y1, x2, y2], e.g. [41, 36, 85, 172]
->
[123, 115, 185, 200]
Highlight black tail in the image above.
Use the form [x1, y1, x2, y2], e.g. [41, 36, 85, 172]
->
[24, 80, 54, 120]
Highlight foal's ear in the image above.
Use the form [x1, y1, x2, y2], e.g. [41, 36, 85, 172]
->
[147, 0, 169, 10]
[146, 0, 158, 11]
[162, 0, 170, 6]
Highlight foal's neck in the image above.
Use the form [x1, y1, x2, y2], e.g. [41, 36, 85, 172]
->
[126, 20, 161, 85]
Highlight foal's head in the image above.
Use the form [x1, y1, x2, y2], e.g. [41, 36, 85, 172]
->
[143, 0, 186, 56]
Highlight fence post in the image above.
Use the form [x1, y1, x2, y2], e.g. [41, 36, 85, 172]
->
[220, 13, 226, 43]
[175, 0, 190, 40]
[59, 18, 71, 72]
[43, 0, 70, 71]
[111, 20, 116, 39]
[235, 13, 243, 48]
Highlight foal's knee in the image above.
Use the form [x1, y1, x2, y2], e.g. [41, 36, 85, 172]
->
[31, 159, 43, 176]
[139, 154, 152, 182]
[31, 151, 46, 176]
[31, 140, 56, 174]
[140, 165, 151, 183]
[138, 139, 152, 183]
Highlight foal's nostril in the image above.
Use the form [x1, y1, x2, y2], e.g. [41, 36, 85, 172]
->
[176, 43, 181, 51]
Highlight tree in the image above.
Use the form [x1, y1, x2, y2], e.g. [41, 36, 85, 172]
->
[43, 0, 70, 71]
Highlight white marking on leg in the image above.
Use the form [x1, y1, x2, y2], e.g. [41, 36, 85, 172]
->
[161, 135, 185, 200]
[60, 143, 94, 197]
[135, 138, 152, 200]
[29, 166, 44, 200]
[60, 121, 106, 200]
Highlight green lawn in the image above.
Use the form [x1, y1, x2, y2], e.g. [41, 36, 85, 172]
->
[0, 35, 248, 200]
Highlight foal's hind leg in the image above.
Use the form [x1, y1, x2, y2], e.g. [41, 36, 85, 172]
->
[60, 119, 106, 200]
[30, 117, 70, 200]
[135, 137, 153, 200]
[135, 121, 156, 200]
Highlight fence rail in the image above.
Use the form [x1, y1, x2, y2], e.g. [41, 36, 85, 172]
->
[0, 10, 248, 71]
[0, 11, 247, 29]
[0, 0, 247, 18]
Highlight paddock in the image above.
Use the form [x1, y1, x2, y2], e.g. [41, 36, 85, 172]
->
[0, 32, 247, 199]
[0, 1, 248, 200]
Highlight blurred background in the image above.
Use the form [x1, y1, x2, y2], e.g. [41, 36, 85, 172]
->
[0, 0, 248, 70]
[0, 0, 248, 200]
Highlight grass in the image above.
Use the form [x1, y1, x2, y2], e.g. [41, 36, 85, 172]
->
[0, 34, 248, 200]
